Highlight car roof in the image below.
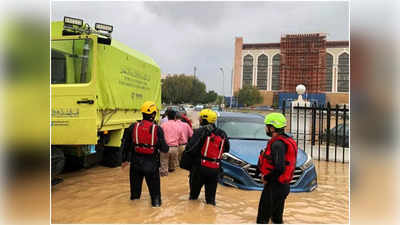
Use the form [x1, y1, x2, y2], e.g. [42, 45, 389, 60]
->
[217, 112, 265, 119]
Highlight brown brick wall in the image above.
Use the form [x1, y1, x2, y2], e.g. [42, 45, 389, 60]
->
[254, 91, 275, 106]
[233, 37, 243, 94]
[326, 93, 349, 105]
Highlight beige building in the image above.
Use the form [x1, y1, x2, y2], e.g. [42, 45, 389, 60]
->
[233, 36, 349, 106]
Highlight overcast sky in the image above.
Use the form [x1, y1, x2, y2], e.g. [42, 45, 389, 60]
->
[52, 1, 349, 96]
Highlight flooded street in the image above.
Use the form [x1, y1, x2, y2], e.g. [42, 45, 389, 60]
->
[51, 160, 348, 224]
[52, 111, 348, 224]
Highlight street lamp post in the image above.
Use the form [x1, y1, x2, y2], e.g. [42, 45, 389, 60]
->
[192, 66, 197, 105]
[220, 67, 224, 107]
[230, 68, 233, 108]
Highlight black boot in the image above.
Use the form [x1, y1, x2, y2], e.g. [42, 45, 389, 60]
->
[51, 177, 64, 186]
[130, 193, 140, 200]
[189, 195, 197, 200]
[206, 200, 216, 206]
[151, 197, 161, 207]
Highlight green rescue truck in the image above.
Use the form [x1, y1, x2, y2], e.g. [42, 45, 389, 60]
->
[51, 17, 161, 175]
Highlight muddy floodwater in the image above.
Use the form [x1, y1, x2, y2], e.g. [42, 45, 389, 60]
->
[51, 159, 348, 224]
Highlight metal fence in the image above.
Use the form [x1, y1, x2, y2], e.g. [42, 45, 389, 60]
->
[282, 101, 349, 163]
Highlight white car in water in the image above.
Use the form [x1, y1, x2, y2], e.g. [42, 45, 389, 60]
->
[194, 105, 204, 111]
[183, 104, 194, 112]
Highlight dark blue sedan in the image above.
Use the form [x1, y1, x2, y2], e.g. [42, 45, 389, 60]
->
[216, 112, 317, 192]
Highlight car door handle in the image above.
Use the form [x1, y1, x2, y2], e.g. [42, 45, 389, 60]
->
[77, 99, 94, 104]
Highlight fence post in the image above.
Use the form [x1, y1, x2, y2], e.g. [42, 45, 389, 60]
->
[335, 104, 339, 162]
[303, 102, 307, 152]
[342, 104, 347, 163]
[296, 103, 300, 144]
[318, 103, 322, 161]
[326, 102, 331, 161]
[311, 102, 316, 159]
[289, 102, 293, 134]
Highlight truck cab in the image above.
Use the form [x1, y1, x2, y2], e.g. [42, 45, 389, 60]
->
[51, 17, 161, 178]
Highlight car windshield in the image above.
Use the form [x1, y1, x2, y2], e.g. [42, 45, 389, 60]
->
[217, 116, 268, 140]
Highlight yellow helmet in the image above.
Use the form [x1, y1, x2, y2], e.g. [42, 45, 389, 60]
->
[264, 112, 287, 128]
[140, 101, 157, 114]
[199, 109, 217, 124]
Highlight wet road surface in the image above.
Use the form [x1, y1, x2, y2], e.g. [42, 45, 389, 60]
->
[51, 160, 348, 224]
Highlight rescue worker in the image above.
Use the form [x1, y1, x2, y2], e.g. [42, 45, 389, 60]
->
[121, 101, 169, 207]
[176, 112, 193, 162]
[256, 113, 298, 224]
[160, 110, 181, 176]
[185, 109, 229, 206]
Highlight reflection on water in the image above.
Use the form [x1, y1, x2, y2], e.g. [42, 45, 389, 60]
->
[51, 160, 348, 224]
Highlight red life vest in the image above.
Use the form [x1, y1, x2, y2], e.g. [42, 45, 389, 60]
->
[200, 133, 225, 169]
[132, 120, 158, 154]
[258, 135, 298, 184]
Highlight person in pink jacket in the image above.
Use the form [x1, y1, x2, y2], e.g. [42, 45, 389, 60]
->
[160, 110, 181, 176]
[176, 113, 193, 162]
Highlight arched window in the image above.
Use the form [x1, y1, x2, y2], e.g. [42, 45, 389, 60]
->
[325, 53, 333, 92]
[271, 54, 280, 91]
[257, 54, 268, 90]
[242, 55, 253, 86]
[337, 53, 349, 92]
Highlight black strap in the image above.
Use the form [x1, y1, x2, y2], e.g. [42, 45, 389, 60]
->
[134, 143, 155, 148]
[201, 156, 221, 162]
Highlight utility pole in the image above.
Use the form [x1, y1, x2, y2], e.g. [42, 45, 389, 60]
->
[230, 68, 233, 108]
[220, 67, 224, 107]
[192, 66, 197, 105]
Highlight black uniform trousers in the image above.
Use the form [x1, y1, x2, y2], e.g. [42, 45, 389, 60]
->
[256, 181, 290, 224]
[130, 162, 161, 202]
[189, 165, 219, 205]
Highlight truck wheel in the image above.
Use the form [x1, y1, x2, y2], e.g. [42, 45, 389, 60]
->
[51, 149, 65, 183]
[101, 147, 122, 168]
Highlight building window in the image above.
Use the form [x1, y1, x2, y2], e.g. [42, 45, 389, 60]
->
[272, 54, 280, 91]
[325, 53, 333, 92]
[243, 54, 253, 87]
[257, 54, 268, 90]
[337, 53, 349, 92]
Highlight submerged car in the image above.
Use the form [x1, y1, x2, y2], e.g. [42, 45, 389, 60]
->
[320, 123, 349, 148]
[194, 105, 204, 111]
[216, 112, 317, 192]
[163, 105, 187, 116]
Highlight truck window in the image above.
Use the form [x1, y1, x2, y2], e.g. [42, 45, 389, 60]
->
[51, 39, 93, 84]
[51, 50, 66, 84]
